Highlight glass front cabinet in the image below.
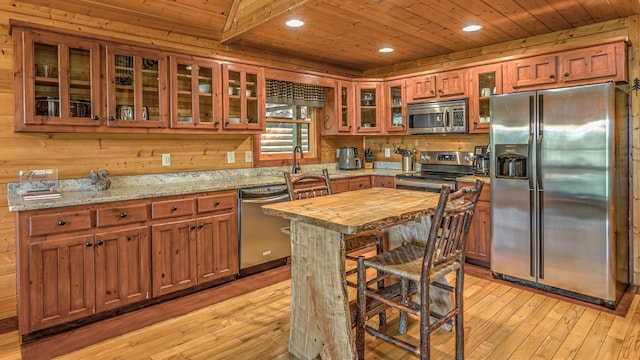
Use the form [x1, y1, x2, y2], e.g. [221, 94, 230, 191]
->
[222, 63, 264, 131]
[170, 56, 222, 129]
[18, 30, 101, 128]
[384, 79, 407, 133]
[106, 45, 168, 128]
[354, 81, 383, 134]
[469, 63, 502, 133]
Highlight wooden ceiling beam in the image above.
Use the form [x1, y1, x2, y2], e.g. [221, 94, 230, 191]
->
[221, 0, 315, 43]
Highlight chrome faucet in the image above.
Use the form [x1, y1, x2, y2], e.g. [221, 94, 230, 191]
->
[292, 145, 304, 174]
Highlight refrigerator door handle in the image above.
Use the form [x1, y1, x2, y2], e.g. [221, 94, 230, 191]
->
[530, 190, 536, 277]
[537, 93, 544, 279]
[528, 95, 535, 191]
[536, 94, 544, 191]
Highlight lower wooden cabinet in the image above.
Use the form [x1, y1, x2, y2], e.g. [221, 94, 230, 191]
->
[372, 175, 395, 188]
[459, 181, 491, 268]
[150, 192, 238, 297]
[151, 219, 198, 296]
[196, 213, 238, 284]
[27, 234, 96, 331]
[16, 189, 238, 338]
[95, 226, 150, 312]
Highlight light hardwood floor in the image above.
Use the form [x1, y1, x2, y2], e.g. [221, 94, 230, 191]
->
[1, 265, 639, 360]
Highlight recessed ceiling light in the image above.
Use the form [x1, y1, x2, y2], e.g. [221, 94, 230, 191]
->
[379, 47, 394, 53]
[286, 19, 304, 27]
[462, 24, 482, 32]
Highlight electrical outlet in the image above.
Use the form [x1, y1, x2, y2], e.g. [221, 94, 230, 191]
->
[336, 149, 340, 158]
[245, 151, 253, 163]
[162, 153, 171, 166]
[384, 148, 391, 158]
[227, 151, 235, 164]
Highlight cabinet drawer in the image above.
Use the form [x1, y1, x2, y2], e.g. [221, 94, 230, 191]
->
[29, 211, 92, 237]
[151, 198, 194, 219]
[197, 193, 235, 214]
[96, 204, 149, 227]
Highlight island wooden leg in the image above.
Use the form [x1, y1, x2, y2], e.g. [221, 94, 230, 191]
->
[288, 220, 357, 360]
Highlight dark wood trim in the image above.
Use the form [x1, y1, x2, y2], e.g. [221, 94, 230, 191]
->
[0, 316, 18, 335]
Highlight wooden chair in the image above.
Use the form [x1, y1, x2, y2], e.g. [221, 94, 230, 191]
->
[283, 170, 385, 291]
[356, 180, 483, 360]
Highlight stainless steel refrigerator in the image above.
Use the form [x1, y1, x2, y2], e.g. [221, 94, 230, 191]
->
[490, 82, 629, 308]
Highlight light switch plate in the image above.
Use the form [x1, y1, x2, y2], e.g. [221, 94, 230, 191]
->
[227, 151, 235, 163]
[384, 148, 391, 158]
[245, 151, 253, 163]
[162, 153, 171, 166]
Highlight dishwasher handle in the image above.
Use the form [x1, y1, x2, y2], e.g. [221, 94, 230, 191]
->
[241, 194, 290, 204]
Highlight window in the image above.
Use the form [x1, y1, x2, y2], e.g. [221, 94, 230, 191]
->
[261, 104, 312, 155]
[258, 80, 324, 160]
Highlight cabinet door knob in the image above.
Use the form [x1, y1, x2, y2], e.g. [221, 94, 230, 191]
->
[549, 74, 556, 79]
[92, 115, 99, 121]
[120, 212, 127, 218]
[171, 206, 177, 211]
[190, 225, 197, 230]
[97, 240, 104, 246]
[438, 89, 444, 94]
[58, 219, 66, 226]
[563, 72, 570, 77]
[198, 223, 204, 229]
[109, 116, 115, 121]
[85, 241, 93, 247]
[215, 201, 220, 206]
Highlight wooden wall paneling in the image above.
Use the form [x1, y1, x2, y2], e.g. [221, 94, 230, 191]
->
[629, 14, 640, 285]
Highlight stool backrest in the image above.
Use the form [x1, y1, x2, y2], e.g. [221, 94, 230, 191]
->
[284, 169, 332, 201]
[423, 180, 484, 275]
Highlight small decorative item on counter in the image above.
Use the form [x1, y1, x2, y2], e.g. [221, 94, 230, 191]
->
[88, 169, 111, 191]
[19, 169, 61, 200]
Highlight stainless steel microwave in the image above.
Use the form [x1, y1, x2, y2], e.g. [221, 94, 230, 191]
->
[406, 98, 467, 134]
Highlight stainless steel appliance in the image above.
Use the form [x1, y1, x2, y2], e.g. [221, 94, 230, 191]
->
[395, 150, 474, 192]
[472, 145, 490, 176]
[490, 82, 629, 308]
[338, 146, 361, 170]
[406, 98, 467, 134]
[238, 184, 291, 277]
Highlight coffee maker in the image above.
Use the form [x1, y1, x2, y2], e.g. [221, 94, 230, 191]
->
[338, 146, 361, 170]
[473, 145, 490, 176]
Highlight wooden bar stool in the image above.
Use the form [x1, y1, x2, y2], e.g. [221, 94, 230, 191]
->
[356, 180, 483, 360]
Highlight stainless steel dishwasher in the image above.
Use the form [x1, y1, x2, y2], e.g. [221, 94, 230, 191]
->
[238, 184, 291, 277]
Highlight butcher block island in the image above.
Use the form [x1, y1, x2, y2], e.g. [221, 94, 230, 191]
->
[262, 187, 449, 360]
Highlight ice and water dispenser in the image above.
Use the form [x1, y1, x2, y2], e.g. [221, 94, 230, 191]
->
[495, 144, 528, 178]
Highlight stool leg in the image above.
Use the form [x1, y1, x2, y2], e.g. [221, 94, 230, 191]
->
[376, 237, 386, 327]
[399, 277, 408, 335]
[356, 256, 366, 360]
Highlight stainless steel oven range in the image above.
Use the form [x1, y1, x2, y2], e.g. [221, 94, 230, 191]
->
[395, 151, 475, 192]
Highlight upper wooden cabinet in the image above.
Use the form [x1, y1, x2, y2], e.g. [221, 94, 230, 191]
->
[354, 81, 384, 134]
[169, 56, 223, 130]
[322, 80, 355, 135]
[468, 63, 503, 134]
[384, 79, 407, 133]
[505, 42, 627, 92]
[406, 69, 466, 102]
[14, 28, 102, 130]
[105, 45, 168, 128]
[222, 63, 265, 132]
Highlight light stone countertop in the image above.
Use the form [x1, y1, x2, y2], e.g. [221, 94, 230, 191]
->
[7, 164, 403, 212]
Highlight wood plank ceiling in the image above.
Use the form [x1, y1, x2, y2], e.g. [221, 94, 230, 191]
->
[16, 0, 640, 74]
